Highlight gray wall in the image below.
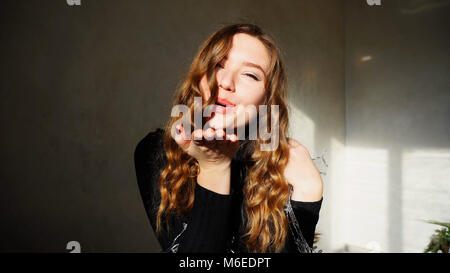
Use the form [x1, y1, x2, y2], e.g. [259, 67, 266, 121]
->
[1, 0, 447, 253]
[0, 0, 345, 252]
[344, 0, 450, 252]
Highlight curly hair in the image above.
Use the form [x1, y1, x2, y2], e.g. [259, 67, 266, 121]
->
[155, 23, 306, 252]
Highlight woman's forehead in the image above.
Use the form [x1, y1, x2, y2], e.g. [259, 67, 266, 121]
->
[225, 33, 271, 74]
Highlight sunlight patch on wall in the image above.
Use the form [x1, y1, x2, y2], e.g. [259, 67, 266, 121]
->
[287, 104, 315, 151]
[345, 146, 390, 252]
[401, 149, 450, 252]
[316, 137, 347, 252]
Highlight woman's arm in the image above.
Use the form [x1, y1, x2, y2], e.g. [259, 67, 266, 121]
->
[283, 138, 324, 252]
[290, 198, 323, 249]
[284, 138, 323, 203]
[134, 129, 237, 253]
[134, 129, 173, 251]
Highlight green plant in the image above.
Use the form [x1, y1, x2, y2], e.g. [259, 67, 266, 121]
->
[423, 220, 450, 253]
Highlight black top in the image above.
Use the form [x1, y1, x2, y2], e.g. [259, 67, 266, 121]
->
[134, 128, 323, 253]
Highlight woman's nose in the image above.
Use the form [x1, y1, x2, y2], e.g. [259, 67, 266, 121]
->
[218, 71, 235, 92]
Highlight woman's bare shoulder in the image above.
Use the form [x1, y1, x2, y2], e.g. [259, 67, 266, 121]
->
[285, 138, 323, 202]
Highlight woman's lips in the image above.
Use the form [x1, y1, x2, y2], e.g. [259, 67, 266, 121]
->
[214, 104, 235, 114]
[217, 97, 235, 106]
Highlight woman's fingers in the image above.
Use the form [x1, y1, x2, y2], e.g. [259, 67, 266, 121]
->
[226, 133, 238, 142]
[215, 128, 225, 140]
[204, 127, 215, 141]
[174, 124, 190, 150]
[174, 124, 240, 164]
[207, 104, 245, 131]
[212, 128, 238, 143]
[177, 126, 238, 151]
[206, 128, 239, 143]
[192, 128, 205, 145]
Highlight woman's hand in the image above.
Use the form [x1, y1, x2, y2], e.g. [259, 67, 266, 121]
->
[173, 124, 240, 169]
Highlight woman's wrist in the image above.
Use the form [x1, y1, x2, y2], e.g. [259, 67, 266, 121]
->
[197, 162, 231, 195]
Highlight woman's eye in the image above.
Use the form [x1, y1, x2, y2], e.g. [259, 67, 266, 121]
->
[246, 73, 259, 81]
[216, 63, 259, 81]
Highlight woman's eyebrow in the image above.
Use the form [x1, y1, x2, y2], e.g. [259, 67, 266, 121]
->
[242, 61, 266, 76]
[222, 56, 266, 76]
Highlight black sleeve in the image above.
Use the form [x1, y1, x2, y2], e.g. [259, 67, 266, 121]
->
[134, 128, 172, 251]
[290, 197, 323, 249]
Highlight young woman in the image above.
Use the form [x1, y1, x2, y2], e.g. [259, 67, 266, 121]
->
[134, 23, 323, 253]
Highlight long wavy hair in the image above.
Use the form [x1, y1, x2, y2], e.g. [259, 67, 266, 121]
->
[155, 23, 311, 252]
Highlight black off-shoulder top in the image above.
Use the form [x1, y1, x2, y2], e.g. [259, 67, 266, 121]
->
[134, 128, 323, 253]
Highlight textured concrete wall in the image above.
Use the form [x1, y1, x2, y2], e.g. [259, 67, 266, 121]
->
[345, 0, 450, 252]
[0, 0, 345, 252]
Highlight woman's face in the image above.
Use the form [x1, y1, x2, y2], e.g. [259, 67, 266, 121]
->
[200, 33, 271, 132]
